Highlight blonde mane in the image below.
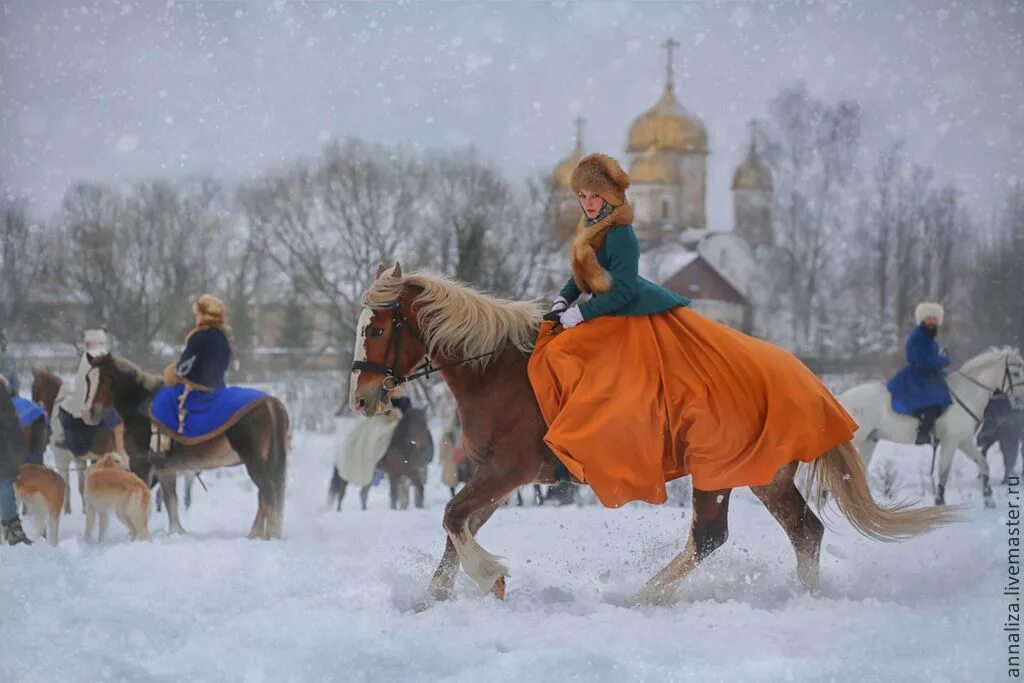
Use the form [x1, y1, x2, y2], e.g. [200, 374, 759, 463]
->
[362, 272, 544, 370]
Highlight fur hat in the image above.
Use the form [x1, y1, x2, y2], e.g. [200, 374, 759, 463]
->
[83, 328, 109, 358]
[193, 294, 226, 325]
[915, 302, 944, 325]
[570, 153, 630, 207]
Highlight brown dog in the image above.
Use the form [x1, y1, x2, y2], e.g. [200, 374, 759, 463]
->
[85, 454, 151, 543]
[14, 464, 66, 546]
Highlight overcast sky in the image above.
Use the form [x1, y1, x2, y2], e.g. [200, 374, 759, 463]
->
[2, 1, 1022, 229]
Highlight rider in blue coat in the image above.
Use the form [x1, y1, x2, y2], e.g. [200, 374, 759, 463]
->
[887, 302, 952, 445]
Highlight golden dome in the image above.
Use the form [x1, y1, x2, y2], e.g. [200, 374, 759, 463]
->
[629, 153, 680, 184]
[731, 143, 773, 191]
[627, 86, 708, 154]
[552, 142, 582, 189]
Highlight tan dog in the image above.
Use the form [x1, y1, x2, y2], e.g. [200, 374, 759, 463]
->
[14, 464, 66, 547]
[85, 454, 151, 543]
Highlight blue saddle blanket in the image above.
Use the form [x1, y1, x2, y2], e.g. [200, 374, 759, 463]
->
[13, 396, 48, 429]
[150, 384, 267, 442]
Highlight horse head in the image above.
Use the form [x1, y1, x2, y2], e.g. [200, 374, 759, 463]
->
[83, 353, 118, 426]
[83, 354, 159, 426]
[350, 263, 430, 417]
[957, 347, 1024, 396]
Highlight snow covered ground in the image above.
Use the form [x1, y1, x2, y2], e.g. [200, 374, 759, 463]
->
[1, 421, 1012, 682]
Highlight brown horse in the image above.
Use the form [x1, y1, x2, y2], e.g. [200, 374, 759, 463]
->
[32, 367, 116, 513]
[380, 406, 433, 509]
[82, 355, 290, 539]
[350, 265, 957, 604]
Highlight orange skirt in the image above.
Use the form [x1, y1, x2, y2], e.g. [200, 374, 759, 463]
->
[528, 307, 858, 507]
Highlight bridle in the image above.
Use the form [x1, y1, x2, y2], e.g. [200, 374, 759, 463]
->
[949, 353, 1022, 425]
[350, 301, 501, 397]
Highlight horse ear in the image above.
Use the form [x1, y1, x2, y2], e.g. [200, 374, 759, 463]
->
[375, 264, 387, 280]
[393, 262, 402, 278]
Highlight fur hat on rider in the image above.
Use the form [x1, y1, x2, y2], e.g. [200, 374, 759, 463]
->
[83, 328, 109, 358]
[914, 302, 944, 326]
[193, 294, 226, 327]
[570, 153, 630, 207]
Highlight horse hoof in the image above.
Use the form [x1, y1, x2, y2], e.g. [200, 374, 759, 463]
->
[633, 583, 672, 607]
[985, 497, 997, 509]
[491, 576, 506, 601]
[934, 498, 945, 507]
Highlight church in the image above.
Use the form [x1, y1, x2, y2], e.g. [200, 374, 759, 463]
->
[551, 39, 792, 347]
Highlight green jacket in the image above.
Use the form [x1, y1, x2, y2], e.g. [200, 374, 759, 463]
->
[560, 225, 690, 321]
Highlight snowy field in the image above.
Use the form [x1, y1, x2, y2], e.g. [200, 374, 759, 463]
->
[1, 420, 1013, 683]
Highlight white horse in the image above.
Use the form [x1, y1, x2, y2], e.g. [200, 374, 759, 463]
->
[839, 347, 1024, 508]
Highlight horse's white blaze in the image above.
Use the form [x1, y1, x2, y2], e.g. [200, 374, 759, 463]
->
[349, 306, 374, 410]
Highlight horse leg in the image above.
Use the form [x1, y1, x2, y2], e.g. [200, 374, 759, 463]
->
[635, 487, 732, 605]
[359, 485, 370, 510]
[934, 439, 958, 506]
[414, 470, 425, 509]
[156, 470, 186, 534]
[430, 499, 503, 601]
[335, 475, 348, 511]
[433, 471, 522, 599]
[997, 439, 1014, 484]
[857, 436, 879, 474]
[959, 440, 995, 508]
[184, 472, 195, 510]
[388, 473, 399, 510]
[399, 477, 410, 510]
[751, 463, 823, 591]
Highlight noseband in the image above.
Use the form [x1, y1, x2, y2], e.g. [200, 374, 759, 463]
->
[351, 302, 432, 392]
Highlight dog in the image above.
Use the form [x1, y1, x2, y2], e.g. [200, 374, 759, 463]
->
[84, 453, 151, 543]
[14, 464, 66, 546]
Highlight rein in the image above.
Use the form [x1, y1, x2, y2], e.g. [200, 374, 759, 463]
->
[351, 301, 503, 393]
[948, 356, 1018, 426]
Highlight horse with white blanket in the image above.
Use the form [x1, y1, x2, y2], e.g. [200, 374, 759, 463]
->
[840, 347, 1024, 507]
[330, 396, 434, 511]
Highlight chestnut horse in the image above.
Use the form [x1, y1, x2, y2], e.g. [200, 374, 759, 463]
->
[350, 265, 957, 604]
[82, 355, 290, 539]
[32, 368, 115, 513]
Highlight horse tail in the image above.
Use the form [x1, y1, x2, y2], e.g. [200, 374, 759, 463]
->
[266, 398, 289, 508]
[808, 441, 959, 541]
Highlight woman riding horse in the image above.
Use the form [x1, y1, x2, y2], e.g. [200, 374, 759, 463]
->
[151, 294, 237, 440]
[530, 153, 858, 507]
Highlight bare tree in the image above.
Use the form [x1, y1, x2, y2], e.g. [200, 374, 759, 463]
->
[61, 179, 225, 362]
[0, 194, 52, 336]
[241, 139, 425, 369]
[760, 83, 862, 354]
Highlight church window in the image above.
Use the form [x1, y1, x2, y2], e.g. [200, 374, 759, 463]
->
[661, 199, 670, 220]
